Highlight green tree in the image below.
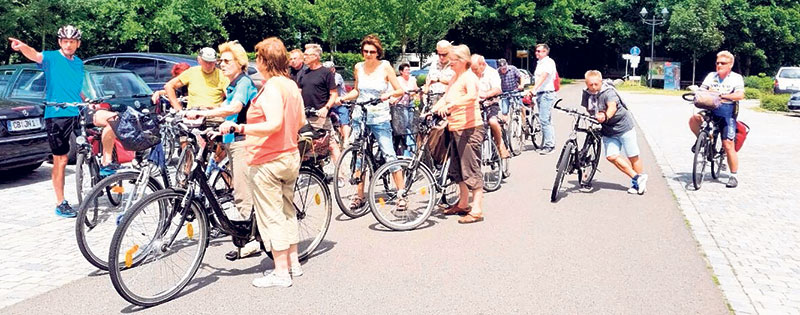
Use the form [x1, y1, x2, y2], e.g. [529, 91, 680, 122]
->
[667, 0, 724, 84]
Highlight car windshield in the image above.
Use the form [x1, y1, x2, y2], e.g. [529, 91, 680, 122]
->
[779, 68, 800, 79]
[90, 72, 153, 98]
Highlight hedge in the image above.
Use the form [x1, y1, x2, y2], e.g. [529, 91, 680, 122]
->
[744, 73, 773, 92]
[244, 51, 363, 80]
[744, 88, 762, 100]
[759, 93, 789, 112]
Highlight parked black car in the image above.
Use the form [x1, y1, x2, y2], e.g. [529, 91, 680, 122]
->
[0, 64, 153, 166]
[84, 52, 264, 90]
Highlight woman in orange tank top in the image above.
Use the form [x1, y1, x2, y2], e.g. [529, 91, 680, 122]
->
[220, 37, 305, 288]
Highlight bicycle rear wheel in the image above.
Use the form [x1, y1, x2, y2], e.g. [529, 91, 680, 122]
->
[710, 133, 724, 179]
[333, 146, 373, 218]
[577, 137, 601, 187]
[692, 132, 709, 190]
[508, 113, 525, 155]
[482, 136, 502, 192]
[108, 189, 207, 307]
[551, 142, 575, 202]
[369, 160, 436, 231]
[76, 171, 162, 270]
[293, 170, 332, 260]
[530, 114, 544, 150]
[174, 143, 196, 187]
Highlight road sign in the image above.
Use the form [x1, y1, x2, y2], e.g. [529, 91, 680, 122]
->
[516, 50, 529, 58]
[630, 46, 641, 56]
[631, 56, 641, 68]
[622, 54, 633, 60]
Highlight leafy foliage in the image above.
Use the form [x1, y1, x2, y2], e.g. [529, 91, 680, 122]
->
[759, 93, 789, 111]
[744, 74, 774, 92]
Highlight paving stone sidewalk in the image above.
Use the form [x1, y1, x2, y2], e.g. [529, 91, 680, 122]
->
[622, 92, 800, 315]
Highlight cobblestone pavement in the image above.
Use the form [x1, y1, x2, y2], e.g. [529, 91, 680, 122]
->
[622, 91, 800, 315]
[0, 165, 97, 308]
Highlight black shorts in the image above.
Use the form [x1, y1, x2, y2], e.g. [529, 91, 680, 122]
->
[484, 103, 500, 120]
[45, 117, 78, 156]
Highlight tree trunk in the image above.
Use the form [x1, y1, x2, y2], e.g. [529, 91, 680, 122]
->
[692, 54, 697, 86]
[41, 32, 46, 51]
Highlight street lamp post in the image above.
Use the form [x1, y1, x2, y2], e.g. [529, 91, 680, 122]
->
[640, 7, 669, 88]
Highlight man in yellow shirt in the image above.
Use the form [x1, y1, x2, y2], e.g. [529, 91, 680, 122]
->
[165, 47, 229, 110]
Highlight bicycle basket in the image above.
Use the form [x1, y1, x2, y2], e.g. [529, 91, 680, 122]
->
[109, 106, 161, 152]
[692, 90, 722, 110]
[298, 123, 330, 161]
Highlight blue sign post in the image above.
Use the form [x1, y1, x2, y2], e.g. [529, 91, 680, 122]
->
[630, 46, 641, 56]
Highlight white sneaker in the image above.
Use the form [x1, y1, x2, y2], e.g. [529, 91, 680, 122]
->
[252, 272, 292, 288]
[263, 265, 303, 277]
[636, 174, 648, 195]
[627, 186, 638, 194]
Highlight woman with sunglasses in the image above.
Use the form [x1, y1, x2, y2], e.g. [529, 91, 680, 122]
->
[337, 34, 405, 210]
[431, 44, 485, 224]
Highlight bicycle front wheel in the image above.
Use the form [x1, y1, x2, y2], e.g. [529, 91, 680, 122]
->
[482, 137, 503, 192]
[551, 142, 575, 202]
[108, 189, 208, 307]
[76, 171, 162, 270]
[333, 146, 373, 218]
[692, 132, 709, 190]
[369, 160, 436, 231]
[293, 170, 332, 260]
[508, 113, 525, 155]
[75, 152, 98, 205]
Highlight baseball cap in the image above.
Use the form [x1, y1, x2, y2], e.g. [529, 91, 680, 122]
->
[497, 58, 508, 67]
[322, 61, 335, 68]
[199, 47, 217, 62]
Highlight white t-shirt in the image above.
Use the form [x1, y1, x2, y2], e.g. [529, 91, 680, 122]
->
[534, 56, 557, 92]
[701, 71, 744, 104]
[478, 66, 501, 105]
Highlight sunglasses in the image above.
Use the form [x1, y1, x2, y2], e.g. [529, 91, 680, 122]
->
[362, 49, 378, 55]
[716, 61, 731, 65]
[219, 58, 234, 64]
[535, 50, 546, 53]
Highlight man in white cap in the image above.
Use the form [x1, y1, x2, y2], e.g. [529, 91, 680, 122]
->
[164, 47, 230, 111]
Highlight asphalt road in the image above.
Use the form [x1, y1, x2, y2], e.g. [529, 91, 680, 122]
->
[2, 83, 728, 314]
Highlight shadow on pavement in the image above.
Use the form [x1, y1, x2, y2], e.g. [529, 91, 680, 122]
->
[0, 163, 74, 188]
[367, 218, 439, 232]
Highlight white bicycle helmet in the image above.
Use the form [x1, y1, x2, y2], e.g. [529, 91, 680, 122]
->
[58, 25, 82, 40]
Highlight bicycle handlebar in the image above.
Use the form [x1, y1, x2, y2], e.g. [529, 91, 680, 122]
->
[553, 101, 600, 124]
[43, 95, 114, 107]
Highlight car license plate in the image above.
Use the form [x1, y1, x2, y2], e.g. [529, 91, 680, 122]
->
[8, 118, 42, 131]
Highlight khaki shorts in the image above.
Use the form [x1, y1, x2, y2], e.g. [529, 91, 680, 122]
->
[448, 127, 484, 190]
[247, 151, 301, 252]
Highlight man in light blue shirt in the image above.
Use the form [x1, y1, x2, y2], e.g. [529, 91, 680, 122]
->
[9, 25, 87, 217]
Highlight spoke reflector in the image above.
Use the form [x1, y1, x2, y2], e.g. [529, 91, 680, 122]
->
[420, 187, 427, 196]
[111, 185, 125, 193]
[125, 245, 139, 268]
[378, 197, 385, 207]
[187, 223, 194, 240]
[314, 193, 321, 205]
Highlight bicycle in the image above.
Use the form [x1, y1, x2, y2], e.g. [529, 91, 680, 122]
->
[522, 94, 545, 150]
[682, 93, 726, 190]
[75, 113, 206, 271]
[332, 98, 398, 218]
[479, 98, 505, 193]
[550, 101, 602, 202]
[108, 121, 330, 307]
[367, 113, 459, 230]
[501, 91, 527, 156]
[480, 94, 512, 179]
[45, 97, 123, 206]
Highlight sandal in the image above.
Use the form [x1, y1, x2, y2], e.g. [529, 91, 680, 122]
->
[350, 196, 366, 210]
[442, 205, 471, 216]
[458, 213, 484, 224]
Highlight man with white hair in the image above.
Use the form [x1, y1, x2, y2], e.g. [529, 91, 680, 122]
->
[471, 54, 509, 159]
[297, 43, 341, 164]
[688, 50, 744, 188]
[423, 40, 454, 106]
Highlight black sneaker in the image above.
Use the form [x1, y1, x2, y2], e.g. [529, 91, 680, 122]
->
[539, 147, 555, 155]
[55, 201, 77, 218]
[726, 176, 738, 188]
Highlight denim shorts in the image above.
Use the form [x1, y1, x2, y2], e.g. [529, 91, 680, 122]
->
[711, 103, 737, 140]
[332, 105, 350, 125]
[602, 128, 640, 158]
